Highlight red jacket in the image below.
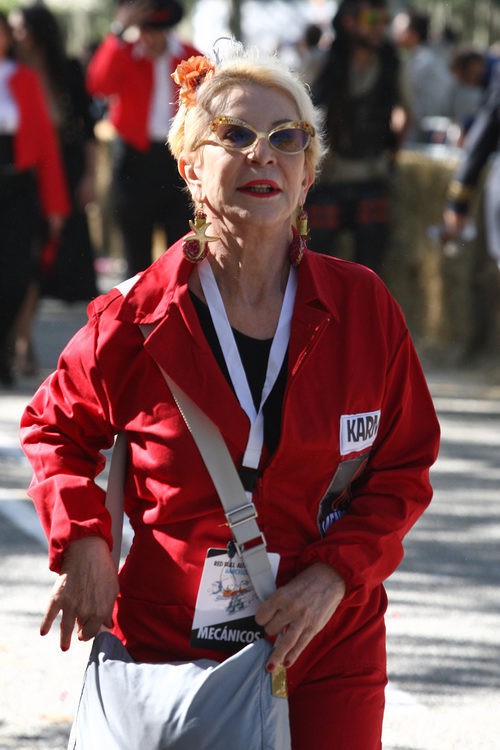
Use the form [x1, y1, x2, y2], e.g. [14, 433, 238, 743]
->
[9, 64, 69, 218]
[21, 245, 439, 678]
[86, 34, 200, 151]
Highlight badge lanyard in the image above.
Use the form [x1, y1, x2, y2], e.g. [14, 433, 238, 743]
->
[198, 259, 297, 475]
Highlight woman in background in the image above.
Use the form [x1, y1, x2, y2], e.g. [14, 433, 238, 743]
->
[9, 3, 98, 375]
[0, 11, 68, 386]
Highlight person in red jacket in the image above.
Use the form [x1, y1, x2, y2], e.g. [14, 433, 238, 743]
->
[21, 45, 440, 749]
[86, 0, 200, 275]
[0, 11, 69, 386]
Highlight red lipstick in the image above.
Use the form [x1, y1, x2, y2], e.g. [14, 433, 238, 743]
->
[237, 180, 281, 196]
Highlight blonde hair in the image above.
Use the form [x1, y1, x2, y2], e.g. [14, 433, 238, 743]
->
[168, 43, 327, 179]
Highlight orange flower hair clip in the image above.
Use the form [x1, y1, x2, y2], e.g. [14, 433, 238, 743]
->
[171, 55, 216, 107]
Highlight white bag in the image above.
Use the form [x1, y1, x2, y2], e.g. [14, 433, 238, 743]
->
[68, 631, 290, 750]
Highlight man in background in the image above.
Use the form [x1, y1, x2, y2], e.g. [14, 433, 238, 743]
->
[87, 0, 199, 275]
[392, 8, 454, 144]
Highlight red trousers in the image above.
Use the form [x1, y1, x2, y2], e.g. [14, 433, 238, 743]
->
[286, 590, 387, 750]
[289, 664, 386, 749]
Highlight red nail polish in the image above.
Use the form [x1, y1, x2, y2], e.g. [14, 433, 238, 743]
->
[266, 663, 275, 672]
[40, 628, 47, 637]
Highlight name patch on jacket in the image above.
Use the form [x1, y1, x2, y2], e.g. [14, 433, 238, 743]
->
[340, 410, 381, 455]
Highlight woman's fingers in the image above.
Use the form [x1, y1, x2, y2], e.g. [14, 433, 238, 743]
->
[77, 612, 112, 642]
[39, 579, 65, 637]
[255, 563, 346, 669]
[270, 624, 315, 669]
[39, 537, 119, 651]
[59, 604, 77, 651]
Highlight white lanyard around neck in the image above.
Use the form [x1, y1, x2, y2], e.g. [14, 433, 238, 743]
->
[198, 258, 297, 473]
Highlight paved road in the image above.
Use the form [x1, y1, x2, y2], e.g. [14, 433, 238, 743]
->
[1, 295, 499, 749]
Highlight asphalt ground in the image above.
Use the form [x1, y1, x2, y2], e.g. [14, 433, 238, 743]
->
[1, 284, 499, 749]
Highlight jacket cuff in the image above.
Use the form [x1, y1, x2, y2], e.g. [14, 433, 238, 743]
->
[296, 543, 369, 607]
[46, 515, 114, 573]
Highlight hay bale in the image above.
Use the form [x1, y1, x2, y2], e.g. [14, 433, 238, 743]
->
[384, 148, 497, 364]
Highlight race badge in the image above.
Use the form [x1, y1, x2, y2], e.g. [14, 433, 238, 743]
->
[340, 409, 381, 455]
[191, 548, 280, 652]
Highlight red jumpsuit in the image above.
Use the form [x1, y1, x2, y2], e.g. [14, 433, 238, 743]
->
[21, 243, 440, 749]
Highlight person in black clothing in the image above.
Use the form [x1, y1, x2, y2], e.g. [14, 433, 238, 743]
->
[305, 0, 408, 273]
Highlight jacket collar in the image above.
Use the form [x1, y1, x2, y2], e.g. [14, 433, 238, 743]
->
[116, 239, 189, 325]
[116, 240, 340, 326]
[115, 242, 340, 451]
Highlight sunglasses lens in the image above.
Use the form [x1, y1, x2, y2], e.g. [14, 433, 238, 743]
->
[215, 123, 256, 150]
[211, 118, 312, 153]
[269, 127, 310, 153]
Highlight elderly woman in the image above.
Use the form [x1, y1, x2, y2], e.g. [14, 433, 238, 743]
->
[21, 44, 440, 750]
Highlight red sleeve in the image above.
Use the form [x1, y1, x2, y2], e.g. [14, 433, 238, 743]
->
[298, 312, 440, 605]
[14, 68, 70, 217]
[86, 34, 132, 97]
[34, 79, 70, 217]
[20, 305, 116, 572]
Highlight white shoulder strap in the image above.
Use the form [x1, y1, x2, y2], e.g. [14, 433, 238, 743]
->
[104, 311, 276, 600]
[138, 324, 276, 603]
[105, 432, 127, 569]
[156, 362, 276, 602]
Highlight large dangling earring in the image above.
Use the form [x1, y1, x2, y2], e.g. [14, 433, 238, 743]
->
[182, 207, 218, 263]
[289, 207, 308, 267]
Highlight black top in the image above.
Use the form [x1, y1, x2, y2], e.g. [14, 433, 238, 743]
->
[0, 135, 14, 168]
[313, 40, 401, 158]
[190, 291, 286, 458]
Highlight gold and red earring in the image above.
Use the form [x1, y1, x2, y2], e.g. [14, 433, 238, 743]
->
[182, 207, 218, 262]
[289, 206, 308, 267]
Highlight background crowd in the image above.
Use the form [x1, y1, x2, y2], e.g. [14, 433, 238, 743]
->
[1, 0, 499, 389]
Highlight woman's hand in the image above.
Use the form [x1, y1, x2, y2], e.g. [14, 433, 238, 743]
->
[40, 537, 119, 651]
[255, 563, 346, 671]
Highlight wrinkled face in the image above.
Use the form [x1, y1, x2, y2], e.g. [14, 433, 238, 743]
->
[180, 83, 314, 234]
